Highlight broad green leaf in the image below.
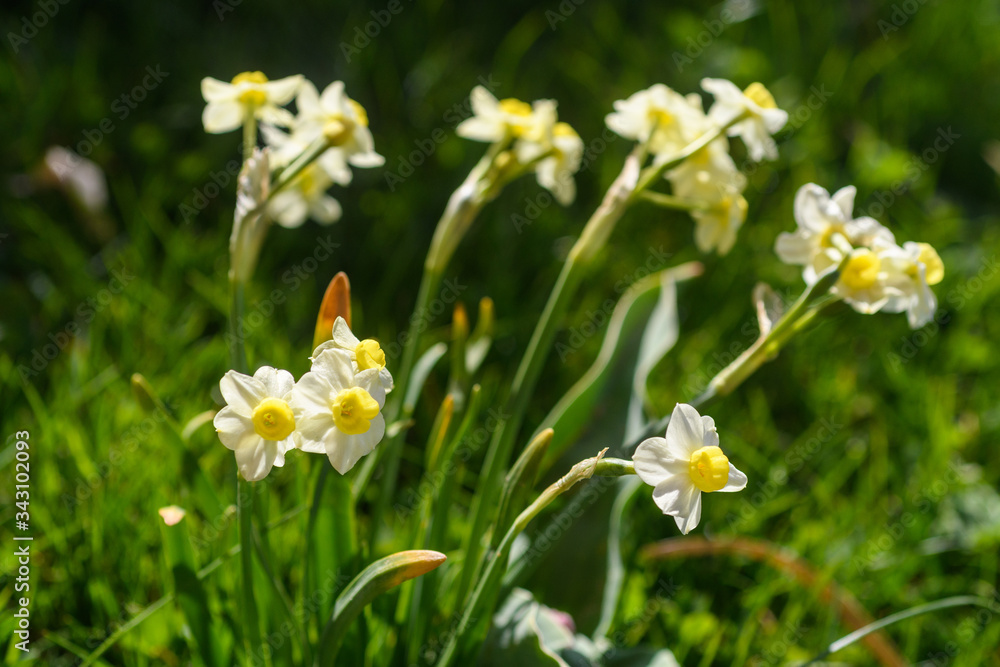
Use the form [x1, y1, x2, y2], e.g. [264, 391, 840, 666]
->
[537, 263, 699, 470]
[480, 589, 603, 667]
[317, 550, 446, 665]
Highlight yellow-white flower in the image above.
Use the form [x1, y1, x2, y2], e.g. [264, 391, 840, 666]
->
[456, 86, 543, 144]
[266, 163, 341, 228]
[667, 138, 748, 255]
[294, 81, 385, 173]
[831, 245, 897, 314]
[311, 316, 394, 394]
[290, 348, 386, 474]
[775, 184, 896, 284]
[201, 71, 303, 134]
[213, 366, 298, 482]
[633, 403, 747, 534]
[702, 78, 788, 161]
[534, 122, 584, 205]
[605, 84, 706, 158]
[881, 241, 945, 328]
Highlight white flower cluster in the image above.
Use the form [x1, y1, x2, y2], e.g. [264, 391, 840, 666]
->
[606, 79, 789, 255]
[201, 71, 384, 229]
[213, 318, 392, 481]
[456, 87, 585, 205]
[775, 184, 945, 328]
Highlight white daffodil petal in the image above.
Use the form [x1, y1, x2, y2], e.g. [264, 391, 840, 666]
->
[311, 195, 342, 224]
[201, 77, 234, 102]
[633, 437, 688, 487]
[234, 439, 277, 482]
[650, 473, 696, 516]
[257, 106, 296, 127]
[264, 75, 304, 105]
[219, 370, 265, 416]
[331, 316, 362, 349]
[290, 371, 333, 415]
[310, 348, 357, 389]
[665, 403, 705, 456]
[214, 407, 257, 451]
[673, 491, 703, 535]
[720, 463, 748, 492]
[254, 366, 295, 399]
[203, 101, 244, 134]
[325, 413, 385, 474]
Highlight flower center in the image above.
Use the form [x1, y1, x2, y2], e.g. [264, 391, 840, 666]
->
[840, 250, 881, 291]
[499, 98, 532, 117]
[251, 397, 295, 441]
[331, 387, 380, 435]
[348, 99, 369, 127]
[355, 339, 386, 371]
[553, 122, 578, 138]
[914, 242, 944, 285]
[232, 71, 270, 107]
[819, 223, 846, 248]
[744, 82, 777, 109]
[688, 446, 730, 493]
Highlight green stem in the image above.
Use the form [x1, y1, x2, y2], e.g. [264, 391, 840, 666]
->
[229, 270, 261, 665]
[455, 146, 644, 608]
[437, 451, 608, 667]
[637, 190, 708, 211]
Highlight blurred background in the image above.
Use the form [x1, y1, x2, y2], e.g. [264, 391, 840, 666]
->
[2, 0, 1000, 664]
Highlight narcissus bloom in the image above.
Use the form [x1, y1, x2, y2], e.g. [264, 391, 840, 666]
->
[201, 71, 303, 134]
[456, 86, 544, 144]
[294, 81, 384, 172]
[832, 246, 895, 314]
[213, 366, 298, 482]
[633, 403, 747, 534]
[290, 348, 387, 474]
[534, 122, 584, 205]
[605, 84, 705, 158]
[775, 184, 896, 284]
[702, 78, 788, 161]
[667, 139, 748, 255]
[266, 164, 341, 228]
[311, 316, 394, 394]
[881, 241, 945, 328]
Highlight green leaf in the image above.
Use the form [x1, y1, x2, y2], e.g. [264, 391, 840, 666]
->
[493, 429, 554, 549]
[403, 342, 448, 414]
[537, 263, 699, 470]
[480, 589, 603, 667]
[317, 550, 447, 665]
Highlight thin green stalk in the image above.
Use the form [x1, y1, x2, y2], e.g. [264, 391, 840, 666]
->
[455, 147, 644, 608]
[438, 451, 610, 667]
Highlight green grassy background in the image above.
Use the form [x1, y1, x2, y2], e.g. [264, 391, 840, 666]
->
[2, 0, 1000, 664]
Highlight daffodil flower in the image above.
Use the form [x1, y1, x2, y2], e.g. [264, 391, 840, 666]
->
[201, 71, 303, 134]
[633, 403, 747, 534]
[456, 86, 542, 144]
[881, 241, 945, 328]
[605, 84, 706, 158]
[290, 348, 386, 474]
[311, 316, 394, 394]
[213, 366, 299, 482]
[831, 245, 896, 314]
[534, 122, 584, 205]
[294, 81, 385, 172]
[775, 184, 896, 284]
[702, 78, 788, 162]
[667, 138, 748, 254]
[266, 163, 341, 228]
